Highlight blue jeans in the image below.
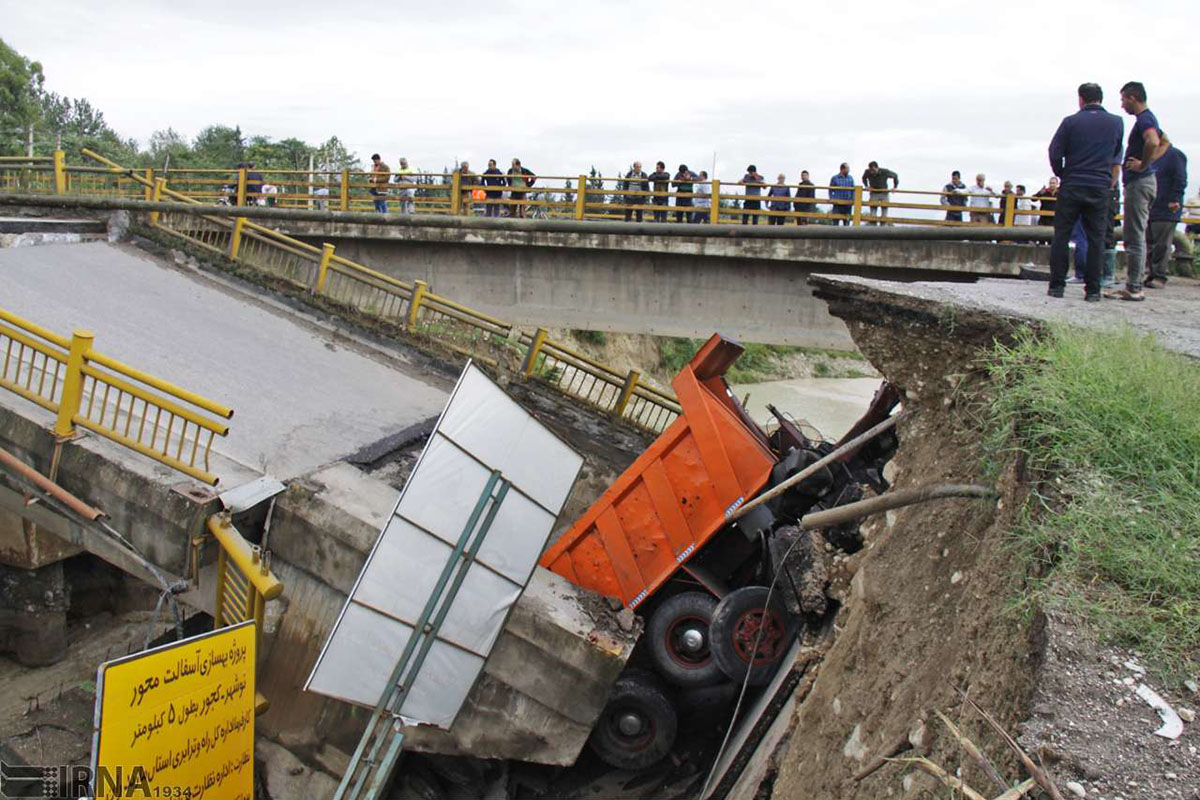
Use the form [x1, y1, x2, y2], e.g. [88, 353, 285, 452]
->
[1122, 175, 1157, 291]
[371, 190, 388, 213]
[1071, 219, 1088, 278]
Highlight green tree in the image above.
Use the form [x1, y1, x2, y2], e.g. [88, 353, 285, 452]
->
[38, 92, 136, 161]
[192, 124, 245, 167]
[146, 128, 192, 168]
[0, 37, 45, 155]
[314, 136, 359, 173]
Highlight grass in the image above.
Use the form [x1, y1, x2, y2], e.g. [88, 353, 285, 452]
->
[986, 324, 1200, 674]
[572, 329, 608, 346]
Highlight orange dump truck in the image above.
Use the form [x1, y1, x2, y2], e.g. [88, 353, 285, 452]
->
[540, 333, 898, 769]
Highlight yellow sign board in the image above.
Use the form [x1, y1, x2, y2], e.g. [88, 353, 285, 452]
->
[92, 621, 256, 799]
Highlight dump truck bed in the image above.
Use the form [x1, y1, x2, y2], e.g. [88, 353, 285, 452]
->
[540, 336, 777, 608]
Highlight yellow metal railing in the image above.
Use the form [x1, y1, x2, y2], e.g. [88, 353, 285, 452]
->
[4, 151, 1200, 233]
[0, 306, 234, 485]
[207, 513, 282, 631]
[73, 150, 681, 433]
[207, 513, 281, 715]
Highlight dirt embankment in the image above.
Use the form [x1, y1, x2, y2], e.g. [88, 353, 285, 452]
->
[769, 279, 1200, 800]
[770, 285, 1040, 799]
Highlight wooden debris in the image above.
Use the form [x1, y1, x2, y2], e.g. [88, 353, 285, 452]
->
[851, 731, 912, 782]
[884, 756, 987, 800]
[935, 709, 1008, 794]
[953, 687, 1065, 800]
[992, 777, 1039, 799]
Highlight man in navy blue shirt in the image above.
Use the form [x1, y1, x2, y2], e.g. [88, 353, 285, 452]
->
[1046, 83, 1124, 301]
[1145, 144, 1188, 288]
[1111, 81, 1170, 300]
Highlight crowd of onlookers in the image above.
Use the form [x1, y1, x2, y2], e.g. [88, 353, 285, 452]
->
[349, 152, 1195, 232]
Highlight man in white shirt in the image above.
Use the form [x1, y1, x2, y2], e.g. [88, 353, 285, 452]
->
[393, 157, 416, 214]
[967, 173, 995, 224]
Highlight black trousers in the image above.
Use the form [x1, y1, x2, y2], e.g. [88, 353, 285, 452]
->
[1050, 184, 1109, 296]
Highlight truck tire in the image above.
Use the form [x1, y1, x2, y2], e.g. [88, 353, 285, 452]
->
[646, 591, 724, 687]
[709, 586, 793, 687]
[588, 672, 678, 771]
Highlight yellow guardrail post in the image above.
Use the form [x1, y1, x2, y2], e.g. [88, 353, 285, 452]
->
[150, 178, 165, 226]
[522, 328, 549, 377]
[1003, 193, 1015, 227]
[54, 330, 93, 438]
[236, 168, 247, 208]
[575, 175, 587, 220]
[450, 171, 462, 215]
[852, 186, 863, 226]
[710, 179, 720, 224]
[143, 169, 153, 201]
[406, 279, 429, 331]
[614, 369, 640, 418]
[314, 243, 335, 294]
[52, 150, 66, 195]
[340, 168, 350, 211]
[229, 216, 246, 260]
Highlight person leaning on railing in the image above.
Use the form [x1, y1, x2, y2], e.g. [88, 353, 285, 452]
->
[456, 161, 477, 215]
[828, 163, 855, 225]
[507, 158, 535, 218]
[741, 165, 766, 225]
[673, 165, 695, 223]
[767, 174, 791, 226]
[692, 171, 710, 223]
[648, 161, 671, 222]
[621, 161, 649, 222]
[394, 157, 415, 214]
[482, 159, 505, 218]
[369, 153, 390, 213]
[862, 161, 899, 225]
[941, 171, 969, 222]
[794, 171, 816, 225]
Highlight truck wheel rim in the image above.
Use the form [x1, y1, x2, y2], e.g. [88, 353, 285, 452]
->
[665, 615, 711, 668]
[730, 608, 785, 664]
[606, 704, 654, 749]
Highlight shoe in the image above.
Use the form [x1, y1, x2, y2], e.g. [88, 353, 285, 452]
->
[1047, 287, 1064, 298]
[1145, 278, 1166, 289]
[1066, 276, 1085, 284]
[1100, 278, 1116, 287]
[1084, 293, 1101, 302]
[1104, 288, 1145, 301]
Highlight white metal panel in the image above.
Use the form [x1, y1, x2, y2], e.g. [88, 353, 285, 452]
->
[305, 363, 583, 729]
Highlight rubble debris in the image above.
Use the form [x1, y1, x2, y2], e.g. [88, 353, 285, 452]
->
[770, 526, 830, 616]
[1135, 684, 1184, 739]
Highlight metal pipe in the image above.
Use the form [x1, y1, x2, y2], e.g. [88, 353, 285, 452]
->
[0, 445, 103, 520]
[729, 413, 902, 523]
[796, 483, 997, 529]
[0, 192, 1056, 242]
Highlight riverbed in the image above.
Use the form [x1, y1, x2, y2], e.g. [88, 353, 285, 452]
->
[730, 377, 884, 442]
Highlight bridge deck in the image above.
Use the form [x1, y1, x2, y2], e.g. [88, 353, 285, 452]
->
[1, 241, 450, 484]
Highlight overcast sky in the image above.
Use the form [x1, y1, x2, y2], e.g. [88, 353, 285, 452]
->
[4, 0, 1198, 196]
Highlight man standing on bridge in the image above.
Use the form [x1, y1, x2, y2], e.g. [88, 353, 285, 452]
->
[1046, 82, 1123, 302]
[941, 171, 969, 222]
[1111, 81, 1171, 301]
[369, 154, 390, 213]
[862, 161, 898, 225]
[828, 163, 855, 225]
[621, 162, 649, 222]
[649, 162, 671, 222]
[1145, 142, 1188, 289]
